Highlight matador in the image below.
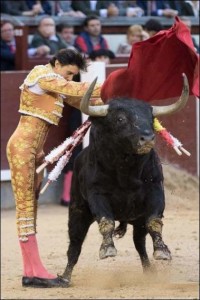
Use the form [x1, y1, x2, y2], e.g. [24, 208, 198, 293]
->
[6, 49, 103, 288]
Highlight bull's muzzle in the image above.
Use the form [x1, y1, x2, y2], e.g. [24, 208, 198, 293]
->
[137, 132, 155, 154]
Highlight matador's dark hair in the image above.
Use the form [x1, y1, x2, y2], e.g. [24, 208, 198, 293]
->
[49, 49, 88, 71]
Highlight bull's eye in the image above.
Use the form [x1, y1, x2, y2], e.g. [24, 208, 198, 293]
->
[115, 113, 127, 125]
[117, 117, 125, 123]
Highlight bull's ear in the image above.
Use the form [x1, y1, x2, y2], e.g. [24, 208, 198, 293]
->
[80, 77, 109, 117]
[152, 73, 189, 116]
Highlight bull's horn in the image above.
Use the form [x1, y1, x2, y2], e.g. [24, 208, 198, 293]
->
[152, 73, 189, 117]
[80, 77, 109, 116]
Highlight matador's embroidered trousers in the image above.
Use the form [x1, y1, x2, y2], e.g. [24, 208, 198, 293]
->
[6, 115, 50, 241]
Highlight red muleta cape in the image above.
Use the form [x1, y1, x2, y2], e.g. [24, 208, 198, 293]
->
[101, 16, 199, 103]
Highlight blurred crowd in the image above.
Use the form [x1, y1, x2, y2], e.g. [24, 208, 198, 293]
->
[1, 0, 199, 18]
[1, 0, 199, 71]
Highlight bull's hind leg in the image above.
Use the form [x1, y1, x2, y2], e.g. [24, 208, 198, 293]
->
[113, 222, 127, 238]
[98, 217, 117, 259]
[133, 225, 152, 271]
[147, 218, 171, 260]
[61, 207, 93, 285]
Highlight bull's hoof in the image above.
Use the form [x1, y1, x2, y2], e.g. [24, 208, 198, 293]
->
[99, 245, 117, 259]
[153, 247, 172, 260]
[143, 264, 157, 274]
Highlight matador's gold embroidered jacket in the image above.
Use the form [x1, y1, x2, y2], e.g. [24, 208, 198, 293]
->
[19, 63, 102, 125]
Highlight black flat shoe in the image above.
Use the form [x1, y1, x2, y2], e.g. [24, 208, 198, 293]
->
[22, 276, 69, 288]
[22, 276, 34, 287]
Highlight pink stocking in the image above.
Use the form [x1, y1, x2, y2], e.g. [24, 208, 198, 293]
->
[61, 171, 73, 203]
[19, 235, 55, 279]
[19, 240, 33, 277]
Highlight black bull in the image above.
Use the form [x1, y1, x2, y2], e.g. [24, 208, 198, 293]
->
[61, 76, 189, 286]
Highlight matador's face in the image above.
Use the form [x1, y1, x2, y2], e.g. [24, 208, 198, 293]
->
[54, 61, 79, 81]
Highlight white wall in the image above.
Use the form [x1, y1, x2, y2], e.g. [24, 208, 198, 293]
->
[104, 34, 125, 52]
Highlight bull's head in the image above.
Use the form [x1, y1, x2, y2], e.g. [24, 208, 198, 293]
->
[80, 74, 189, 155]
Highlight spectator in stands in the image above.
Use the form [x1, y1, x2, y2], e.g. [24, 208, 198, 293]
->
[88, 49, 115, 64]
[30, 16, 67, 56]
[60, 47, 115, 208]
[49, 0, 86, 17]
[56, 24, 76, 50]
[71, 0, 119, 17]
[137, 0, 178, 17]
[143, 18, 163, 37]
[26, 0, 52, 15]
[74, 15, 109, 56]
[1, 0, 43, 16]
[180, 16, 199, 53]
[0, 19, 53, 67]
[116, 24, 148, 55]
[116, 0, 144, 17]
[60, 103, 83, 207]
[179, 0, 199, 16]
[1, 1, 8, 13]
[0, 20, 16, 71]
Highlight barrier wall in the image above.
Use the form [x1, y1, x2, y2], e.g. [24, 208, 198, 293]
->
[1, 71, 198, 175]
[1, 70, 198, 209]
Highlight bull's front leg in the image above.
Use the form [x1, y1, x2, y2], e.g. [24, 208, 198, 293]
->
[88, 194, 117, 259]
[145, 181, 172, 261]
[147, 217, 171, 260]
[99, 217, 117, 259]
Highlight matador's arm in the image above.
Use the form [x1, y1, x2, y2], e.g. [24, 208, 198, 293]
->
[37, 77, 104, 109]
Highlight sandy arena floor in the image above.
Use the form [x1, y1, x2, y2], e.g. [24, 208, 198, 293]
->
[1, 165, 199, 299]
